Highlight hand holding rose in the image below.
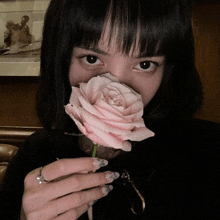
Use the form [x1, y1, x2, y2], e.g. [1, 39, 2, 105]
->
[65, 73, 154, 152]
[22, 158, 118, 219]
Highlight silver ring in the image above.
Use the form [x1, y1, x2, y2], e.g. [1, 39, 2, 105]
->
[36, 166, 48, 184]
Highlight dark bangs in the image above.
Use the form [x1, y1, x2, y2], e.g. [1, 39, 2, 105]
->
[75, 0, 193, 58]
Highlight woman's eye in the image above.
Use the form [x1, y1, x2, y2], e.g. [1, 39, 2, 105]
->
[81, 55, 102, 65]
[135, 61, 158, 72]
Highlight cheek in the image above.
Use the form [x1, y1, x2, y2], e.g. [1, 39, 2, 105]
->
[141, 83, 161, 106]
[69, 61, 79, 86]
[69, 61, 92, 86]
[138, 74, 163, 107]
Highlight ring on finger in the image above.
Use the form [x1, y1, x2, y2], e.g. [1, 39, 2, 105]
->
[36, 166, 49, 184]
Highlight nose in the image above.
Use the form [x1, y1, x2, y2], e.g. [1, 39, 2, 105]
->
[106, 57, 130, 85]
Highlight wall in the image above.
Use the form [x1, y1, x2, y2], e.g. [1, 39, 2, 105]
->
[193, 4, 220, 123]
[0, 77, 40, 145]
[0, 77, 41, 127]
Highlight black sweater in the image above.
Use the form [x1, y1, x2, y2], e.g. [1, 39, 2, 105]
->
[1, 119, 220, 219]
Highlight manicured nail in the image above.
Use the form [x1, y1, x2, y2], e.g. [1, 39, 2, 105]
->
[102, 185, 113, 195]
[106, 172, 120, 183]
[93, 158, 108, 168]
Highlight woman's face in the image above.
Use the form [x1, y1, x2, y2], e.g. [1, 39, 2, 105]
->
[69, 36, 165, 107]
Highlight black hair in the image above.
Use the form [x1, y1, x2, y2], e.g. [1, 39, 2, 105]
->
[37, 0, 202, 131]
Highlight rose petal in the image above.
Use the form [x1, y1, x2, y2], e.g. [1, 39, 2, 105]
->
[101, 86, 126, 107]
[67, 86, 106, 120]
[78, 96, 105, 119]
[80, 108, 132, 137]
[65, 104, 77, 117]
[69, 87, 83, 107]
[102, 120, 134, 130]
[122, 110, 144, 122]
[121, 126, 155, 141]
[103, 118, 146, 130]
[101, 73, 120, 82]
[106, 82, 142, 107]
[122, 92, 140, 107]
[83, 76, 113, 103]
[65, 103, 81, 121]
[95, 100, 144, 122]
[95, 96, 124, 118]
[122, 101, 143, 117]
[108, 82, 132, 96]
[89, 124, 131, 151]
[94, 105, 127, 123]
[84, 122, 111, 146]
[66, 73, 155, 152]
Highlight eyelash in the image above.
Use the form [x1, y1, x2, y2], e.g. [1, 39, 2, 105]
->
[134, 61, 159, 72]
[80, 54, 103, 66]
[79, 54, 159, 73]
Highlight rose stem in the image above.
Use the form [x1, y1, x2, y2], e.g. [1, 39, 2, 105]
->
[88, 144, 100, 174]
[92, 143, 99, 157]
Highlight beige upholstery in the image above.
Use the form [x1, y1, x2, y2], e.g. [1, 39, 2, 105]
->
[0, 144, 18, 190]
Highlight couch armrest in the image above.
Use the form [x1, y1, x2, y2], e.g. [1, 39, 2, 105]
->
[0, 144, 19, 190]
[0, 144, 18, 163]
[0, 163, 8, 190]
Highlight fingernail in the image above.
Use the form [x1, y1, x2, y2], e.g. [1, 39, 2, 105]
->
[89, 200, 97, 206]
[93, 158, 108, 168]
[106, 172, 120, 183]
[102, 185, 113, 196]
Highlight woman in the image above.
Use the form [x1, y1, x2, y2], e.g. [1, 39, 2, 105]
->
[3, 20, 14, 48]
[2, 0, 220, 219]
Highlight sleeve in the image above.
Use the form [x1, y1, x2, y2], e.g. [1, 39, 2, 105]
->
[1, 130, 55, 220]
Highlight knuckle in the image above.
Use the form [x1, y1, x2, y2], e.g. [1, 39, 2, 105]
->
[22, 191, 35, 206]
[73, 193, 83, 206]
[101, 172, 108, 182]
[96, 172, 108, 185]
[24, 172, 34, 187]
[22, 190, 46, 211]
[26, 211, 38, 220]
[55, 160, 66, 173]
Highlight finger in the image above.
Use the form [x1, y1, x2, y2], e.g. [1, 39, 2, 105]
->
[25, 157, 108, 188]
[23, 171, 119, 212]
[29, 185, 113, 220]
[44, 158, 108, 181]
[39, 171, 119, 201]
[53, 204, 89, 220]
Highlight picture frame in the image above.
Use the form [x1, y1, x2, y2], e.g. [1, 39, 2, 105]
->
[0, 0, 50, 76]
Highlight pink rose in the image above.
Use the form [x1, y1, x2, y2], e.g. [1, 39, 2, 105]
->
[65, 73, 154, 151]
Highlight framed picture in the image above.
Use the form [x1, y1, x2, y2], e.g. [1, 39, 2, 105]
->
[0, 0, 50, 76]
